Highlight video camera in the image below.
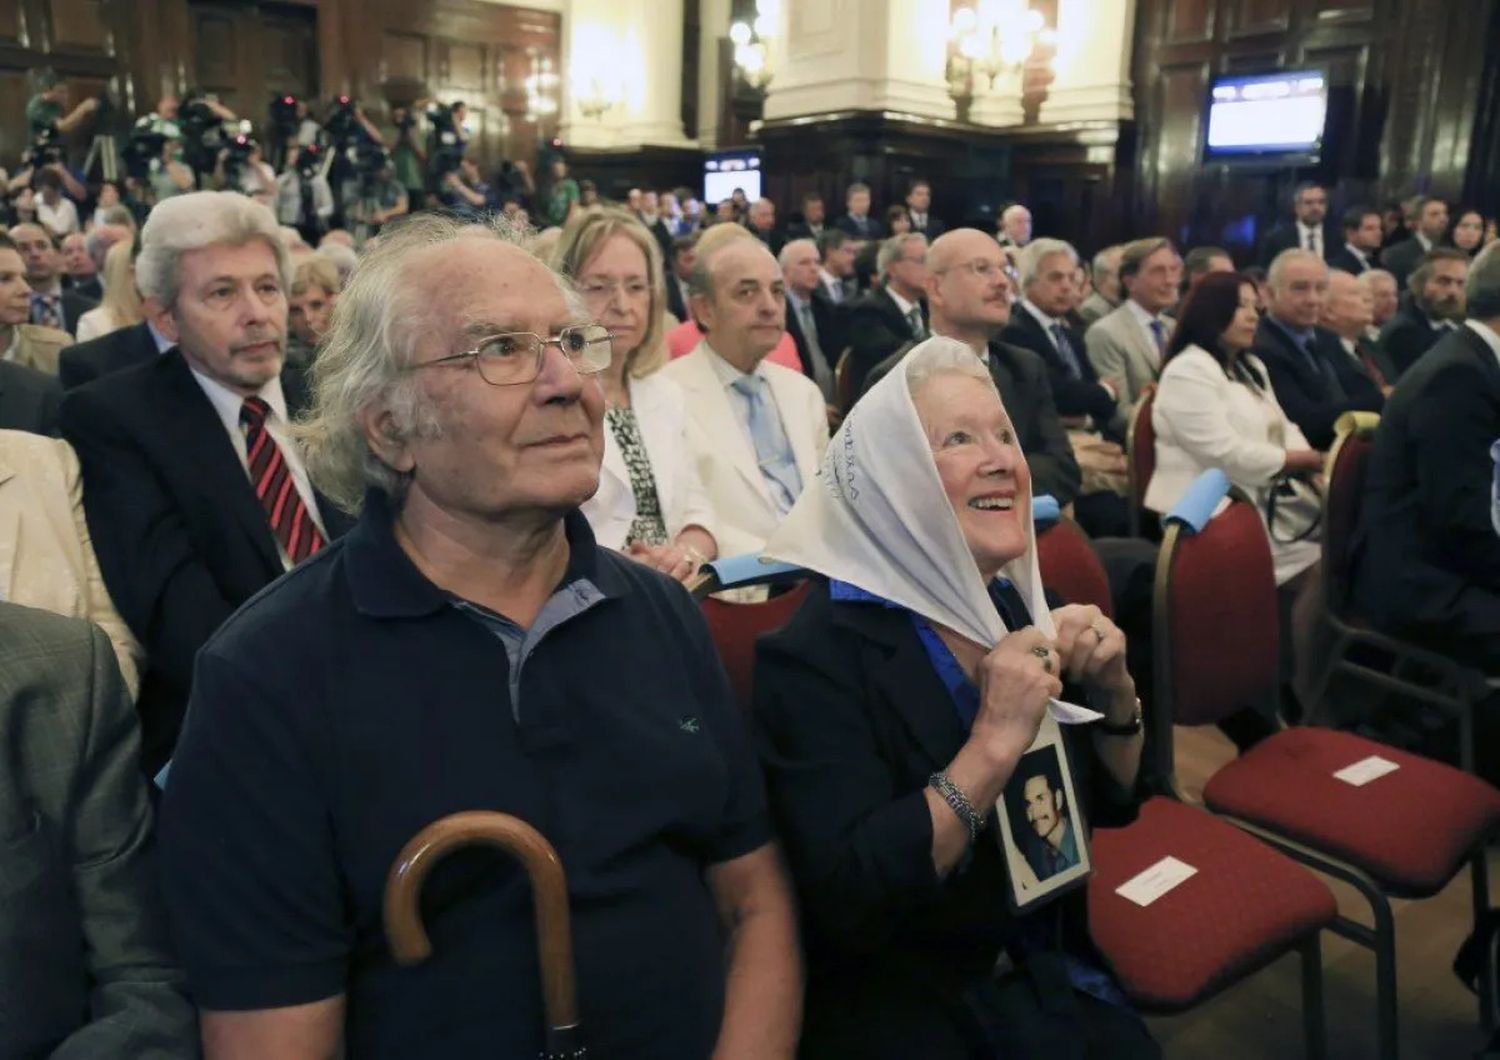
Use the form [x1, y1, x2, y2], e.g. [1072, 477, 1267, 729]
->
[426, 101, 467, 181]
[122, 115, 169, 180]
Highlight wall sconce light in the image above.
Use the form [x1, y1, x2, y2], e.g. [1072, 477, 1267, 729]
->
[946, 0, 1056, 121]
[730, 0, 778, 92]
[523, 53, 561, 121]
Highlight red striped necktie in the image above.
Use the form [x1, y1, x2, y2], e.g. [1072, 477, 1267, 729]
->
[240, 396, 324, 564]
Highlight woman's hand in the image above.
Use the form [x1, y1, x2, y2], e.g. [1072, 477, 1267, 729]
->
[1050, 604, 1134, 707]
[968, 627, 1062, 763]
[1284, 448, 1324, 474]
[626, 541, 700, 585]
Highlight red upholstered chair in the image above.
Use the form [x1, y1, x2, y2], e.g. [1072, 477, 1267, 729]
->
[698, 583, 811, 713]
[1149, 483, 1500, 1059]
[1035, 517, 1113, 618]
[1308, 411, 1495, 773]
[1126, 385, 1157, 537]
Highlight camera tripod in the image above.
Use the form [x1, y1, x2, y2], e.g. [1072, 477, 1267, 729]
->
[83, 133, 119, 182]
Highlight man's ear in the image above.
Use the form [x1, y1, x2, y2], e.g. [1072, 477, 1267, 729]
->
[358, 402, 416, 475]
[143, 296, 179, 343]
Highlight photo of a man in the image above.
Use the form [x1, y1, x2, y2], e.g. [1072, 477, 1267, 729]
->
[1011, 750, 1080, 881]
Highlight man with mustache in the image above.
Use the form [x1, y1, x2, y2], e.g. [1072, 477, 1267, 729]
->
[1015, 753, 1080, 880]
[60, 191, 354, 772]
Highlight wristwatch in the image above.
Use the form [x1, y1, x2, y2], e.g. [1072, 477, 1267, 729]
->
[1096, 697, 1144, 736]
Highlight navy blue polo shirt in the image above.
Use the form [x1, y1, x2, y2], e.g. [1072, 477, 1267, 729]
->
[159, 490, 769, 1058]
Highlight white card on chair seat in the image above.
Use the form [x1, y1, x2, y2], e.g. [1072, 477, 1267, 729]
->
[1333, 755, 1400, 787]
[1116, 856, 1199, 907]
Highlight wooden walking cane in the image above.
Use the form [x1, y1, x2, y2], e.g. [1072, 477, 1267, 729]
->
[384, 811, 587, 1059]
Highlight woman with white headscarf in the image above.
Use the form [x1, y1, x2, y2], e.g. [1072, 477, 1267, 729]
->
[754, 337, 1157, 1059]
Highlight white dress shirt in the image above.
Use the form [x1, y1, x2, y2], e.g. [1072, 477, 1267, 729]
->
[1342, 243, 1371, 270]
[1125, 298, 1170, 366]
[1296, 220, 1324, 258]
[36, 196, 80, 237]
[818, 267, 847, 305]
[187, 367, 326, 567]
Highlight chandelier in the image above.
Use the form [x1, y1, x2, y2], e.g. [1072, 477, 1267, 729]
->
[730, 0, 779, 92]
[946, 0, 1056, 121]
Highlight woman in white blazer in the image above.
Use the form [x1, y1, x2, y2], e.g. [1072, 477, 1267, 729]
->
[551, 208, 718, 582]
[1145, 272, 1326, 722]
[1145, 271, 1324, 584]
[0, 429, 142, 695]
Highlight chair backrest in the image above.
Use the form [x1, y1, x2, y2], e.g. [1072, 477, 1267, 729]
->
[1127, 385, 1157, 536]
[1152, 486, 1280, 786]
[834, 347, 854, 412]
[699, 582, 812, 713]
[1036, 517, 1114, 618]
[1321, 411, 1380, 616]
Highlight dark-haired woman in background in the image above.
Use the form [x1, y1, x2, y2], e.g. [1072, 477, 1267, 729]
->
[1452, 208, 1493, 258]
[1145, 271, 1325, 725]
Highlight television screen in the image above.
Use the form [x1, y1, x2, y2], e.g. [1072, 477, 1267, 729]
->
[704, 150, 762, 204]
[1204, 70, 1327, 162]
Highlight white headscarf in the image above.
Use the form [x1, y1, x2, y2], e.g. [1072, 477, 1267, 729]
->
[763, 336, 1098, 723]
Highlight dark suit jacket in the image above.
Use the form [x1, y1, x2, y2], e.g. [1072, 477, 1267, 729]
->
[665, 273, 691, 325]
[1001, 307, 1119, 435]
[1252, 318, 1384, 450]
[784, 221, 827, 243]
[750, 226, 786, 257]
[59, 320, 159, 390]
[68, 274, 105, 302]
[785, 287, 842, 381]
[864, 339, 1083, 506]
[1378, 303, 1452, 380]
[845, 289, 926, 395]
[1326, 245, 1374, 276]
[59, 351, 355, 772]
[0, 602, 197, 1057]
[754, 581, 1138, 1059]
[906, 212, 946, 240]
[41, 289, 98, 337]
[1380, 237, 1431, 292]
[833, 213, 885, 241]
[1259, 220, 1336, 267]
[1352, 325, 1500, 651]
[0, 359, 62, 434]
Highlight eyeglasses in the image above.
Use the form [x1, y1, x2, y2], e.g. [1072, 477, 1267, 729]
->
[937, 258, 1008, 281]
[411, 324, 613, 386]
[577, 278, 652, 302]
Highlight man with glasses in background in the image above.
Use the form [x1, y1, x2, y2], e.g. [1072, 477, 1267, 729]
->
[60, 191, 355, 772]
[158, 213, 802, 1060]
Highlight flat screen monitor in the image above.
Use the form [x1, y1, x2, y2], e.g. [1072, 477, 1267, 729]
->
[1204, 69, 1327, 164]
[704, 150, 762, 204]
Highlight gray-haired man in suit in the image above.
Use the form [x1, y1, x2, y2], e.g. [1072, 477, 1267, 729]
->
[0, 601, 198, 1057]
[1084, 237, 1181, 427]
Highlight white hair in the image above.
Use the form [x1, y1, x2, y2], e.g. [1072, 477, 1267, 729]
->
[1017, 237, 1078, 290]
[903, 336, 999, 398]
[296, 212, 582, 514]
[1356, 268, 1396, 291]
[135, 191, 291, 309]
[318, 243, 358, 287]
[1092, 244, 1122, 279]
[777, 238, 817, 270]
[877, 232, 928, 282]
[1266, 247, 1326, 292]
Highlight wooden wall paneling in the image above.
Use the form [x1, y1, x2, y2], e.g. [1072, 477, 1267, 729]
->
[0, 2, 25, 46]
[1163, 0, 1215, 45]
[1150, 61, 1211, 245]
[381, 31, 428, 85]
[49, 0, 110, 53]
[1226, 0, 1293, 40]
[0, 69, 32, 164]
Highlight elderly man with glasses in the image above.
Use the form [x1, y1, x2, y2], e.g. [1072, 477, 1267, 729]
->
[159, 213, 801, 1060]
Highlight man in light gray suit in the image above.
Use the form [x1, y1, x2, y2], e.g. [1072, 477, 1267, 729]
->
[1084, 236, 1182, 429]
[0, 601, 198, 1058]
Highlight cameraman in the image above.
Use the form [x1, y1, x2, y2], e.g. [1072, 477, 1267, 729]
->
[211, 142, 276, 205]
[389, 103, 428, 206]
[275, 146, 334, 235]
[156, 93, 237, 125]
[346, 161, 408, 234]
[148, 136, 196, 203]
[26, 69, 99, 141]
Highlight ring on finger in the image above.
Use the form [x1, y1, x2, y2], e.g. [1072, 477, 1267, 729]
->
[1030, 644, 1055, 674]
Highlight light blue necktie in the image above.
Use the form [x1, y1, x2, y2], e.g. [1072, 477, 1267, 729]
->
[731, 374, 802, 513]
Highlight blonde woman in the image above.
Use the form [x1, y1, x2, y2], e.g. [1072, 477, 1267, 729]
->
[550, 208, 718, 582]
[74, 240, 144, 342]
